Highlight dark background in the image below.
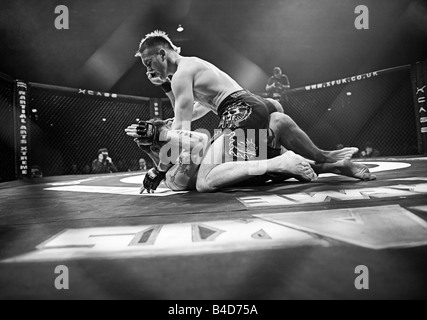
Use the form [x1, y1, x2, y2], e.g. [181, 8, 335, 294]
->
[0, 0, 426, 95]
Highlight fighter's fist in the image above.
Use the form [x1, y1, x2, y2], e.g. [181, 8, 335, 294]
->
[146, 71, 166, 86]
[141, 167, 166, 194]
[125, 124, 139, 138]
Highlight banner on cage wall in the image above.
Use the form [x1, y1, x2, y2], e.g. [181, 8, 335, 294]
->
[15, 80, 30, 178]
[412, 60, 427, 154]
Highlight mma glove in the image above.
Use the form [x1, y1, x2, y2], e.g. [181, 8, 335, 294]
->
[141, 167, 167, 194]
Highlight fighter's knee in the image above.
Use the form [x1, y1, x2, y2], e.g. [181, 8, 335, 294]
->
[196, 166, 219, 193]
[165, 168, 191, 191]
[195, 177, 217, 193]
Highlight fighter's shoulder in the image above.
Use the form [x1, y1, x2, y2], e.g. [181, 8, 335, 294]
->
[173, 58, 200, 82]
[178, 57, 207, 72]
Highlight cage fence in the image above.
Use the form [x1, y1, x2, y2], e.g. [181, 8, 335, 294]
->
[0, 62, 424, 181]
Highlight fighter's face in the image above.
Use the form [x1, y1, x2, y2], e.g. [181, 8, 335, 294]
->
[141, 49, 168, 80]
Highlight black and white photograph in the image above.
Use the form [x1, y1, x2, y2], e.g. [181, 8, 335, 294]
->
[1, 0, 427, 302]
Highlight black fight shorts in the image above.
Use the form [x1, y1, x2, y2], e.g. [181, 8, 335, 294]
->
[217, 90, 279, 161]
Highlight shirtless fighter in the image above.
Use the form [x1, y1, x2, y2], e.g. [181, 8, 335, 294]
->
[134, 30, 363, 192]
[125, 117, 375, 192]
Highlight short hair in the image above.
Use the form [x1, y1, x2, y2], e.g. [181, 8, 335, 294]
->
[273, 67, 282, 74]
[135, 30, 181, 57]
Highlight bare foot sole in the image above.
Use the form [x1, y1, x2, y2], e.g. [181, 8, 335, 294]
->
[270, 151, 318, 182]
[325, 147, 359, 163]
[333, 160, 376, 181]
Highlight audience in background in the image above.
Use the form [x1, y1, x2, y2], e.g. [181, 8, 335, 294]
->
[92, 148, 118, 174]
[31, 165, 43, 178]
[359, 142, 381, 158]
[139, 158, 148, 171]
[266, 67, 290, 101]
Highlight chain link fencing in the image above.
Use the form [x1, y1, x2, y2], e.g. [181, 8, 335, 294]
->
[26, 84, 154, 177]
[0, 64, 421, 181]
[282, 66, 418, 156]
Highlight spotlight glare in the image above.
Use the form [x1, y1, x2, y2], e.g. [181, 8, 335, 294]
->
[102, 118, 107, 122]
[177, 24, 184, 32]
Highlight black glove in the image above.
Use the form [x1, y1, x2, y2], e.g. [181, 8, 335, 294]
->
[135, 121, 159, 147]
[141, 167, 166, 194]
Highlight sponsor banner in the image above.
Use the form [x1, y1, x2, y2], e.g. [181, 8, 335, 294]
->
[4, 204, 427, 263]
[304, 71, 379, 91]
[238, 182, 427, 208]
[1, 219, 323, 263]
[255, 205, 427, 250]
[411, 60, 427, 153]
[15, 81, 29, 178]
[78, 88, 118, 99]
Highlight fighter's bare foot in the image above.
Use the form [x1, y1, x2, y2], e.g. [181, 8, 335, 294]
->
[332, 159, 376, 181]
[323, 147, 359, 163]
[269, 151, 318, 182]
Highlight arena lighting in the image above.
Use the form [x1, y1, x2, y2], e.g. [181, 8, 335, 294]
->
[102, 118, 107, 122]
[177, 24, 184, 32]
[347, 92, 352, 96]
[136, 118, 140, 122]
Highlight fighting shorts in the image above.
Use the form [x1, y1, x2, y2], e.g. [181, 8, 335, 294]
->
[217, 90, 279, 162]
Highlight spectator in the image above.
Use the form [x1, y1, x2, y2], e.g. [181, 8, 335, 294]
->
[360, 142, 381, 158]
[139, 158, 148, 171]
[266, 67, 290, 100]
[31, 165, 43, 178]
[92, 148, 118, 174]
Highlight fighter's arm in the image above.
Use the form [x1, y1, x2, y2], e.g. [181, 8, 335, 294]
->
[160, 129, 209, 152]
[171, 70, 195, 132]
[192, 102, 211, 121]
[148, 73, 209, 122]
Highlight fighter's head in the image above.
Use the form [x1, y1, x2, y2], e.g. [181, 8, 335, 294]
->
[135, 30, 181, 80]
